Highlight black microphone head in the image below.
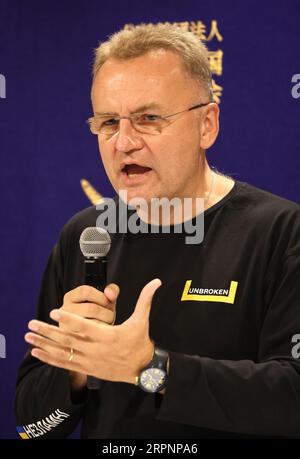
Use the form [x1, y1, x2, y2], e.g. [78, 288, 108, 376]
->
[79, 227, 111, 258]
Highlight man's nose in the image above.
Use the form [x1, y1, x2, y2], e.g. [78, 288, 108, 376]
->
[115, 118, 144, 153]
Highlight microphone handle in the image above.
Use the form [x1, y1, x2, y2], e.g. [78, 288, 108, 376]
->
[84, 257, 107, 390]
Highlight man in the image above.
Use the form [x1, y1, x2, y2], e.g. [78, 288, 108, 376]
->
[15, 23, 300, 439]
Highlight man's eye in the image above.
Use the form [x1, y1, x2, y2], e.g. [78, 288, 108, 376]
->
[138, 114, 160, 122]
[102, 118, 119, 126]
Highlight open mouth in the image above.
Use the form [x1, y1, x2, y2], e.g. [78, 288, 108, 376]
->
[121, 164, 152, 177]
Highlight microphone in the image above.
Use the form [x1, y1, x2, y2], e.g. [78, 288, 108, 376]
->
[79, 227, 111, 389]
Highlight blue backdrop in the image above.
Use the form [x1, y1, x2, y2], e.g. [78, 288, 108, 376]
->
[0, 0, 299, 439]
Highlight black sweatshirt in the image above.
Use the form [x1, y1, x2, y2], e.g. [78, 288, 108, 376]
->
[15, 180, 300, 438]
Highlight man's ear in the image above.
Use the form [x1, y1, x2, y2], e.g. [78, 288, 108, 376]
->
[199, 103, 220, 150]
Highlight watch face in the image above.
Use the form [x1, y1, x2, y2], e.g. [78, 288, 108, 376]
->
[139, 368, 166, 393]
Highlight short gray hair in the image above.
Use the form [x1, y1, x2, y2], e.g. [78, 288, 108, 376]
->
[92, 23, 213, 100]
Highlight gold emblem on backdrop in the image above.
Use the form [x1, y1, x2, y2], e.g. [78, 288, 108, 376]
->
[80, 179, 104, 205]
[82, 20, 223, 204]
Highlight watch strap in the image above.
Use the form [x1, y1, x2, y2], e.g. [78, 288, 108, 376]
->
[150, 346, 169, 370]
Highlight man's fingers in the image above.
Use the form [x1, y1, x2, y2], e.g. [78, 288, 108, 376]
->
[61, 284, 120, 325]
[25, 331, 83, 360]
[64, 285, 111, 307]
[104, 283, 120, 303]
[103, 284, 119, 325]
[132, 279, 162, 322]
[30, 347, 86, 374]
[49, 309, 113, 340]
[27, 320, 87, 348]
[63, 302, 115, 324]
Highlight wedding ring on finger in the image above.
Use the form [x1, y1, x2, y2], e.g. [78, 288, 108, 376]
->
[68, 347, 74, 362]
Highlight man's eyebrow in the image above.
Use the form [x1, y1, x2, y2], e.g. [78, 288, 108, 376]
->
[133, 103, 163, 113]
[94, 103, 164, 116]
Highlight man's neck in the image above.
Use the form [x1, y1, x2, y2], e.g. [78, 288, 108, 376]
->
[135, 169, 233, 226]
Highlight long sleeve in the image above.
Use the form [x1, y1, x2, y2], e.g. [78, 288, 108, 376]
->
[14, 240, 87, 439]
[157, 249, 300, 437]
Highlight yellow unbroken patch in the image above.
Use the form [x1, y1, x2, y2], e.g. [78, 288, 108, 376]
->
[181, 280, 238, 304]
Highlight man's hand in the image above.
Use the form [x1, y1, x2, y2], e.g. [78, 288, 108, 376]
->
[56, 283, 120, 392]
[25, 279, 161, 386]
[61, 284, 120, 326]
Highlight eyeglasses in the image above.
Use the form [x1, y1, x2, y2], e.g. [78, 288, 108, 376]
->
[86, 102, 212, 137]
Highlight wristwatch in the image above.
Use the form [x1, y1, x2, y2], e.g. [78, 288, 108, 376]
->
[135, 346, 169, 393]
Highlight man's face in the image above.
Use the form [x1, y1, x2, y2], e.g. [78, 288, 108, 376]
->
[91, 49, 217, 204]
